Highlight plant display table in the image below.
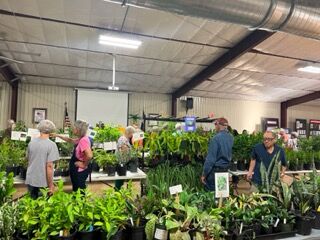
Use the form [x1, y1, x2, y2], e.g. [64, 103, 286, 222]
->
[14, 168, 147, 185]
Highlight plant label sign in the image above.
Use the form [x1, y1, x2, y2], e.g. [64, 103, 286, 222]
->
[55, 134, 69, 143]
[103, 141, 117, 151]
[11, 131, 27, 141]
[87, 127, 97, 139]
[154, 228, 168, 240]
[169, 184, 183, 195]
[27, 128, 40, 139]
[215, 172, 230, 198]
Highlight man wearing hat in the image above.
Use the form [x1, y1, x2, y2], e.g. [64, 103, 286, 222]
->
[201, 117, 234, 191]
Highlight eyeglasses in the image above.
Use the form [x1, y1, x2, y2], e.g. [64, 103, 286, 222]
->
[263, 137, 274, 142]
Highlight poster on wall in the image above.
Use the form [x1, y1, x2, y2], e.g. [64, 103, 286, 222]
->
[263, 118, 279, 131]
[33, 108, 47, 123]
[295, 119, 307, 138]
[309, 119, 320, 136]
[184, 116, 196, 132]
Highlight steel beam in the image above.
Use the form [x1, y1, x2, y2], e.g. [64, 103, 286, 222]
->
[172, 30, 274, 99]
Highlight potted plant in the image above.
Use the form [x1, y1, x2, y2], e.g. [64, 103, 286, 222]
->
[293, 180, 316, 235]
[0, 202, 18, 239]
[127, 149, 139, 173]
[0, 171, 15, 205]
[116, 151, 130, 176]
[73, 190, 97, 240]
[278, 209, 295, 233]
[19, 158, 28, 180]
[94, 188, 128, 240]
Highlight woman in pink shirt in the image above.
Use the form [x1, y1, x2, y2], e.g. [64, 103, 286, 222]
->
[54, 120, 93, 191]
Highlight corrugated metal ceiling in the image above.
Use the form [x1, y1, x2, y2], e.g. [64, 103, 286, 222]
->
[0, 0, 319, 103]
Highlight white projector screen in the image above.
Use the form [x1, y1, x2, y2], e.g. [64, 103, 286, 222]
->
[76, 89, 128, 126]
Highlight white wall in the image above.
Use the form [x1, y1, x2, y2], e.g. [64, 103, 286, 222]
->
[287, 104, 320, 130]
[177, 97, 280, 132]
[13, 83, 320, 132]
[17, 84, 76, 129]
[0, 81, 11, 129]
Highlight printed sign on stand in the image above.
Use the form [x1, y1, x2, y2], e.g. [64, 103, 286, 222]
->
[11, 131, 27, 141]
[103, 142, 117, 151]
[169, 184, 183, 195]
[215, 172, 230, 198]
[87, 127, 97, 139]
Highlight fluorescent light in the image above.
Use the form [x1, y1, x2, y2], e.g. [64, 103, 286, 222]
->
[298, 66, 320, 74]
[99, 35, 141, 49]
[108, 86, 119, 91]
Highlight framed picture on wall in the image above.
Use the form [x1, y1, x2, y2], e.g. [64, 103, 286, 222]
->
[33, 108, 47, 123]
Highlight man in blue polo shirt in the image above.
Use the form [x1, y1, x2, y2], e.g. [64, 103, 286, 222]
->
[201, 117, 234, 191]
[247, 131, 287, 185]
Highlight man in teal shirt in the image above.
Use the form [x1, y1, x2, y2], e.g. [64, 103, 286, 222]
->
[201, 118, 234, 191]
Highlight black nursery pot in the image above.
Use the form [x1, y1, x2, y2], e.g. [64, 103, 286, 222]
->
[127, 160, 138, 173]
[312, 210, 320, 229]
[91, 161, 100, 172]
[280, 223, 293, 232]
[76, 230, 97, 240]
[262, 225, 273, 235]
[20, 167, 27, 180]
[304, 163, 311, 170]
[117, 164, 127, 176]
[315, 161, 320, 170]
[153, 224, 168, 240]
[237, 161, 246, 171]
[128, 225, 146, 240]
[61, 170, 70, 177]
[54, 169, 62, 177]
[110, 229, 124, 240]
[6, 166, 17, 177]
[107, 165, 117, 176]
[230, 162, 237, 171]
[296, 214, 315, 235]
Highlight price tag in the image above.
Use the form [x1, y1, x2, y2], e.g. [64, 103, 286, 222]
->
[87, 127, 97, 139]
[169, 184, 183, 195]
[104, 142, 117, 151]
[284, 218, 287, 224]
[11, 131, 27, 141]
[274, 218, 280, 227]
[27, 128, 40, 139]
[55, 134, 69, 143]
[240, 222, 243, 235]
[154, 228, 168, 240]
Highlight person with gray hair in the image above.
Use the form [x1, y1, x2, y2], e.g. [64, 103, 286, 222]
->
[247, 130, 287, 186]
[3, 119, 16, 139]
[114, 126, 135, 190]
[53, 120, 93, 192]
[25, 120, 59, 199]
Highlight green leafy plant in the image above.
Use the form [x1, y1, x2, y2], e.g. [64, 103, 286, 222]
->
[0, 202, 18, 240]
[0, 171, 15, 205]
[94, 188, 128, 240]
[94, 125, 121, 143]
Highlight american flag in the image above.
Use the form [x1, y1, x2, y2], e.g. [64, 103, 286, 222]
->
[64, 102, 71, 131]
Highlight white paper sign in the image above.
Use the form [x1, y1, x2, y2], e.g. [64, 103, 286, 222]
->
[169, 184, 183, 195]
[55, 134, 69, 143]
[27, 128, 40, 139]
[215, 172, 230, 198]
[87, 128, 97, 138]
[103, 142, 117, 151]
[132, 131, 144, 142]
[11, 131, 27, 141]
[154, 228, 168, 240]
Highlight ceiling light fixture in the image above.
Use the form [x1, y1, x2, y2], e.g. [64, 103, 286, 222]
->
[298, 66, 320, 74]
[99, 35, 142, 49]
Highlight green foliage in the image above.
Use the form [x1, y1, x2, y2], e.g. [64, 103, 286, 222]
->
[94, 125, 121, 143]
[146, 162, 203, 199]
[0, 202, 18, 240]
[73, 190, 95, 232]
[0, 172, 16, 205]
[94, 149, 118, 167]
[14, 120, 27, 132]
[232, 132, 263, 162]
[94, 188, 128, 240]
[0, 139, 26, 170]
